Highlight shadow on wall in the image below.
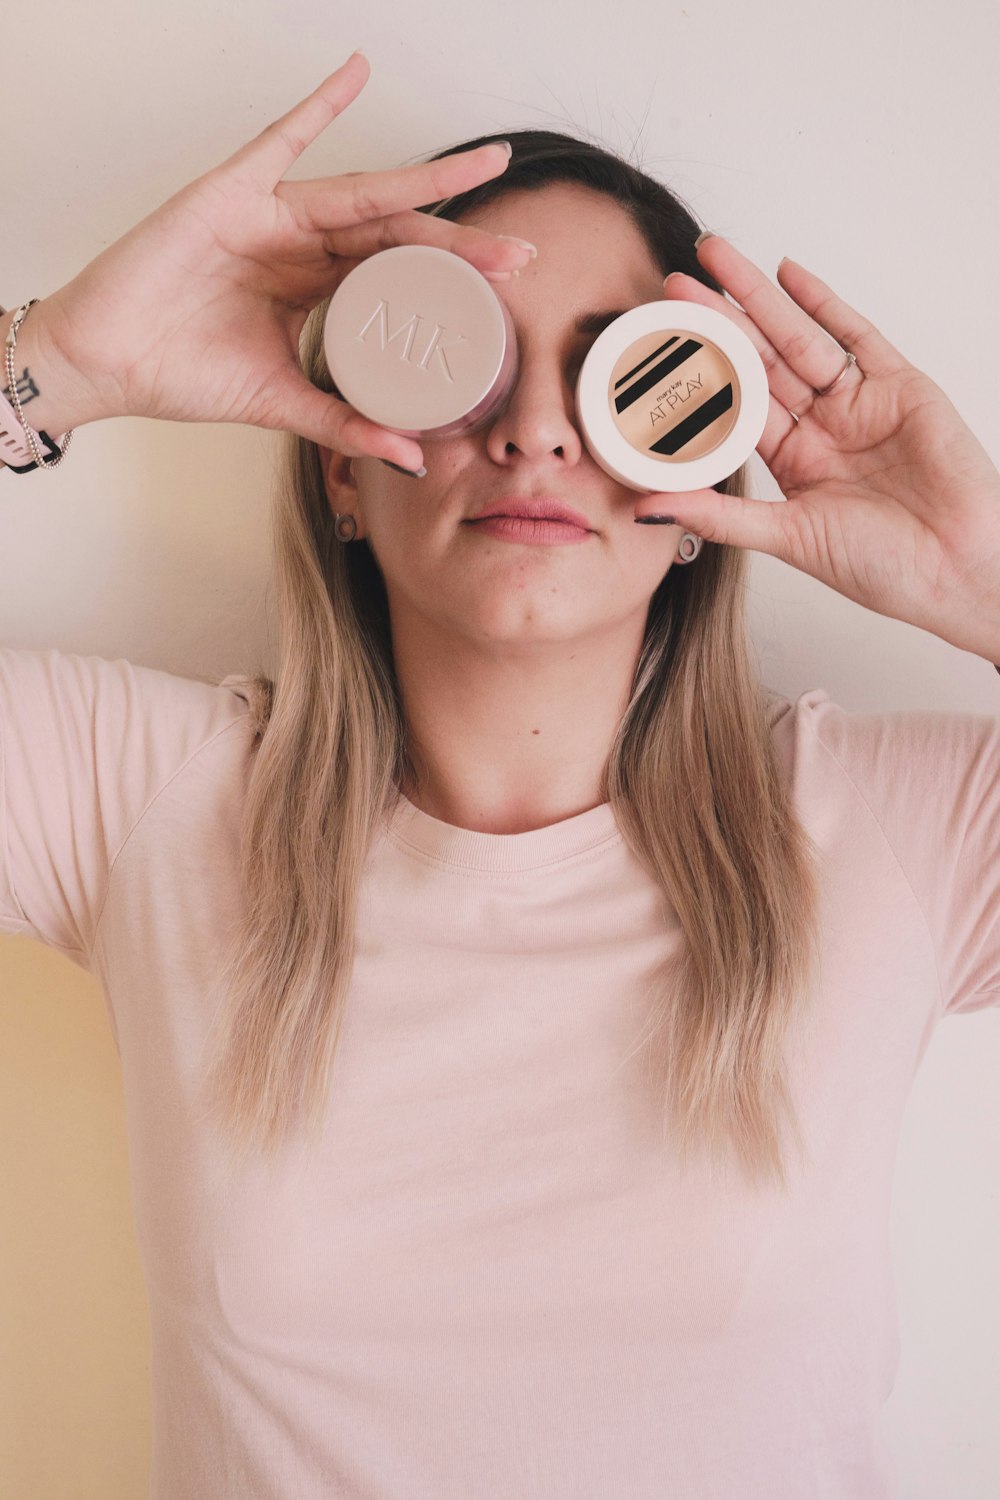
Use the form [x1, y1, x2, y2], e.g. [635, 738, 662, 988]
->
[0, 935, 152, 1496]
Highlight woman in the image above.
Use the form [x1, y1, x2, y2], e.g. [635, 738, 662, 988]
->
[2, 49, 998, 1500]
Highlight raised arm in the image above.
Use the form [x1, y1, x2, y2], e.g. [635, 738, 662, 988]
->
[2, 51, 533, 476]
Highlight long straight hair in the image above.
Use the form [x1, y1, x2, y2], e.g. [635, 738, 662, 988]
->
[202, 129, 823, 1189]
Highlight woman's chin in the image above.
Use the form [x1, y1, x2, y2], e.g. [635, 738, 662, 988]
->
[447, 603, 593, 650]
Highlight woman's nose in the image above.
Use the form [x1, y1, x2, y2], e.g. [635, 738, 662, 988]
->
[484, 355, 586, 466]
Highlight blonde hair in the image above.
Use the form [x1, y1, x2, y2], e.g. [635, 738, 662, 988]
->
[202, 138, 823, 1190]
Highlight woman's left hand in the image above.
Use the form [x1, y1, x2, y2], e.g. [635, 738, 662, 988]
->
[637, 236, 1000, 663]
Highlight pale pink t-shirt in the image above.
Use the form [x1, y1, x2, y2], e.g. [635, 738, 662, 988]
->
[1, 646, 998, 1500]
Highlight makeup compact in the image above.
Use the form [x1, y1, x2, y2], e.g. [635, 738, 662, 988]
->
[323, 248, 769, 486]
[322, 245, 519, 439]
[574, 300, 770, 491]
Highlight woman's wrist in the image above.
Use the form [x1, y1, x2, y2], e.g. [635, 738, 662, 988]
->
[1, 299, 106, 445]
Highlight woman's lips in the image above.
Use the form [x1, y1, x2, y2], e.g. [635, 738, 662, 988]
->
[468, 496, 593, 529]
[466, 516, 592, 545]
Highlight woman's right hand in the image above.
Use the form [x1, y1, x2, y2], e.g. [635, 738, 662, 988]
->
[25, 51, 530, 472]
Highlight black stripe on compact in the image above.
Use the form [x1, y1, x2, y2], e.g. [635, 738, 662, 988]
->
[649, 382, 735, 456]
[613, 336, 681, 394]
[614, 338, 699, 414]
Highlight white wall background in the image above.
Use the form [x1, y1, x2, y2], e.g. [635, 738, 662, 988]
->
[2, 0, 998, 1495]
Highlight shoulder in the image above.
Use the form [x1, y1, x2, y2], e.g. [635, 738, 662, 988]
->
[0, 648, 265, 952]
[0, 642, 255, 709]
[0, 645, 262, 779]
[763, 682, 1000, 812]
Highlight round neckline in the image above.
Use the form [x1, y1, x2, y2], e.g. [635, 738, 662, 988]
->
[386, 791, 623, 873]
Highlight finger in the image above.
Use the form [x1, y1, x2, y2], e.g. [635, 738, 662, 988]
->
[261, 366, 426, 469]
[219, 51, 373, 192]
[633, 489, 795, 563]
[774, 255, 910, 378]
[694, 234, 907, 388]
[663, 269, 815, 423]
[277, 140, 514, 234]
[278, 197, 535, 276]
[650, 282, 804, 467]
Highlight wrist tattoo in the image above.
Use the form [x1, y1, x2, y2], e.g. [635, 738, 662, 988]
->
[1, 365, 40, 408]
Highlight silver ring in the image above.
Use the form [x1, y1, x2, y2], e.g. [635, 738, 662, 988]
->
[789, 348, 859, 424]
[814, 349, 857, 397]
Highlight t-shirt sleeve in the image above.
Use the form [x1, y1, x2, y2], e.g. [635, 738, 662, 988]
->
[0, 646, 250, 970]
[801, 690, 1000, 1018]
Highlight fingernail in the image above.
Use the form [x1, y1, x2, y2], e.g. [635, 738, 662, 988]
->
[495, 140, 513, 158]
[694, 230, 715, 249]
[380, 459, 427, 478]
[496, 234, 537, 257]
[634, 515, 676, 525]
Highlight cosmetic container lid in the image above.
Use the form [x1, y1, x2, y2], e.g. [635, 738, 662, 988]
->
[575, 300, 770, 491]
[323, 245, 515, 436]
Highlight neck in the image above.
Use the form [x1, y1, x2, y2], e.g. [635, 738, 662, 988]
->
[392, 616, 645, 835]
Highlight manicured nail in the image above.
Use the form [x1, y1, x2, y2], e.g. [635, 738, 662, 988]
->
[694, 230, 715, 249]
[380, 459, 427, 478]
[634, 515, 676, 525]
[496, 234, 537, 258]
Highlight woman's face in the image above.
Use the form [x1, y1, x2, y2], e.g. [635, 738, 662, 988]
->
[328, 181, 689, 654]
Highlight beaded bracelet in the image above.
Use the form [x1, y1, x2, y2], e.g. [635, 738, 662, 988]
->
[1, 300, 74, 472]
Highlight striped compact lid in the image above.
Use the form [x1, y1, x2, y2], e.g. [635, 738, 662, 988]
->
[575, 300, 769, 493]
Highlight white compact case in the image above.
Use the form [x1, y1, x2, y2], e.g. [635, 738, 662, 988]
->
[575, 300, 770, 492]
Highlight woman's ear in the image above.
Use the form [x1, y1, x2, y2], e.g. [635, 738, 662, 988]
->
[318, 447, 367, 538]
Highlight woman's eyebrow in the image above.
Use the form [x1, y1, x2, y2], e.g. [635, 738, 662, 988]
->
[574, 310, 627, 336]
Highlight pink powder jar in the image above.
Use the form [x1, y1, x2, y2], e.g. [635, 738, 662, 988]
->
[322, 245, 519, 439]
